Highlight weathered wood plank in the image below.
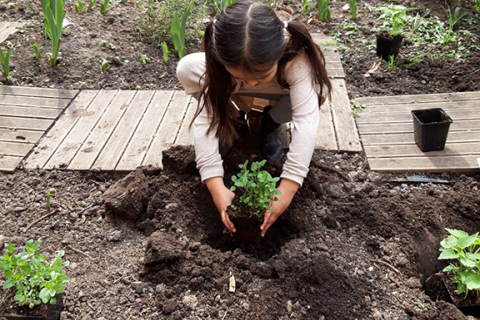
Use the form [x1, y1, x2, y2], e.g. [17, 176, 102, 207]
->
[174, 97, 195, 146]
[367, 155, 480, 173]
[356, 108, 480, 123]
[44, 90, 117, 169]
[330, 79, 362, 152]
[116, 91, 173, 171]
[0, 105, 64, 119]
[357, 100, 480, 114]
[0, 22, 24, 43]
[24, 91, 100, 169]
[357, 119, 480, 134]
[0, 155, 23, 172]
[0, 116, 53, 131]
[360, 131, 480, 146]
[68, 91, 137, 170]
[143, 91, 190, 168]
[0, 86, 78, 99]
[0, 95, 70, 108]
[0, 22, 11, 34]
[0, 141, 34, 156]
[0, 128, 43, 143]
[355, 91, 480, 105]
[364, 142, 480, 158]
[316, 98, 338, 150]
[94, 91, 156, 171]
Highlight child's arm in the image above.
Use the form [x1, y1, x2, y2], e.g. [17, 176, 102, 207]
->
[205, 177, 236, 235]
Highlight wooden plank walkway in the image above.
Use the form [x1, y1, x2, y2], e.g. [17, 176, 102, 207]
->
[0, 87, 78, 172]
[0, 21, 24, 43]
[355, 92, 480, 173]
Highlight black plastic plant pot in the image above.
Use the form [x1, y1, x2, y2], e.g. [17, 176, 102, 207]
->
[412, 108, 453, 152]
[442, 278, 480, 317]
[0, 292, 63, 320]
[376, 34, 403, 61]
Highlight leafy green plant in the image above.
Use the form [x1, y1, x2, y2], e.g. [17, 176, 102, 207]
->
[348, 0, 357, 19]
[75, 0, 84, 12]
[139, 53, 151, 64]
[131, 42, 140, 50]
[87, 0, 97, 11]
[40, 0, 65, 67]
[229, 160, 281, 219]
[99, 0, 109, 13]
[101, 58, 110, 72]
[410, 9, 430, 33]
[377, 5, 409, 37]
[439, 228, 480, 297]
[100, 40, 116, 50]
[349, 100, 363, 117]
[316, 0, 331, 22]
[160, 42, 169, 62]
[0, 47, 12, 80]
[302, 0, 314, 16]
[386, 55, 399, 69]
[476, 0, 480, 13]
[0, 240, 70, 308]
[170, 9, 190, 59]
[209, 0, 235, 13]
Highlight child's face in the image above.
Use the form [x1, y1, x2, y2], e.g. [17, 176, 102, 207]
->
[225, 64, 278, 88]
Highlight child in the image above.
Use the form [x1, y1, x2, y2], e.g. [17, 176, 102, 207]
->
[177, 1, 332, 237]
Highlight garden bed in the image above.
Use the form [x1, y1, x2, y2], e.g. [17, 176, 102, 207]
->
[1, 0, 480, 319]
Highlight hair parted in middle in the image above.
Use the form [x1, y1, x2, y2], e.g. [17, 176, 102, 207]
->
[193, 0, 332, 147]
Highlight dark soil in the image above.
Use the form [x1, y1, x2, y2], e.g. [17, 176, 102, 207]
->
[1, 146, 480, 319]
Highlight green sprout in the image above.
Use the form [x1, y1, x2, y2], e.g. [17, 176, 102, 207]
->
[99, 0, 110, 13]
[32, 42, 41, 59]
[0, 47, 13, 80]
[316, 0, 331, 22]
[348, 0, 357, 19]
[139, 53, 151, 64]
[101, 59, 110, 72]
[75, 0, 84, 12]
[170, 9, 190, 59]
[161, 42, 169, 62]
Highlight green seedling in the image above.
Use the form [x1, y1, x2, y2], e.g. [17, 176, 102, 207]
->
[377, 5, 409, 37]
[411, 9, 430, 33]
[230, 160, 282, 219]
[350, 100, 363, 117]
[101, 59, 110, 72]
[316, 0, 331, 22]
[386, 55, 399, 68]
[348, 0, 357, 19]
[131, 42, 140, 50]
[87, 0, 97, 11]
[418, 302, 425, 309]
[160, 42, 169, 62]
[46, 191, 51, 209]
[0, 240, 70, 308]
[40, 0, 65, 67]
[100, 40, 116, 50]
[209, 0, 235, 13]
[0, 47, 12, 80]
[31, 42, 41, 59]
[170, 9, 190, 59]
[476, 0, 480, 13]
[439, 228, 480, 298]
[302, 0, 314, 16]
[139, 53, 151, 64]
[99, 0, 110, 13]
[75, 0, 84, 12]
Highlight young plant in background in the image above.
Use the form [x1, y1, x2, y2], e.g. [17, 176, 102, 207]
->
[377, 5, 408, 38]
[348, 0, 357, 19]
[302, 0, 314, 16]
[476, 0, 480, 13]
[161, 41, 169, 62]
[439, 228, 480, 297]
[31, 43, 41, 59]
[316, 0, 331, 22]
[87, 0, 97, 11]
[444, 4, 466, 35]
[139, 53, 151, 64]
[99, 0, 110, 13]
[209, 0, 235, 13]
[75, 0, 84, 12]
[230, 160, 281, 219]
[41, 0, 65, 67]
[0, 240, 70, 308]
[170, 9, 190, 59]
[0, 47, 12, 82]
[101, 58, 110, 72]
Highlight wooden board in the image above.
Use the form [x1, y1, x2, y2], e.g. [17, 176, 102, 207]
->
[116, 91, 173, 171]
[175, 98, 196, 146]
[316, 98, 338, 150]
[143, 91, 191, 168]
[0, 22, 24, 43]
[355, 91, 480, 105]
[0, 155, 23, 172]
[330, 79, 362, 152]
[0, 86, 78, 99]
[24, 91, 99, 169]
[0, 141, 34, 156]
[311, 33, 345, 79]
[44, 90, 117, 169]
[367, 156, 480, 173]
[93, 91, 156, 170]
[0, 116, 53, 131]
[0, 105, 64, 119]
[0, 128, 43, 143]
[357, 120, 480, 134]
[361, 131, 480, 146]
[68, 91, 137, 170]
[357, 101, 480, 115]
[0, 95, 71, 108]
[356, 107, 480, 123]
[364, 142, 480, 158]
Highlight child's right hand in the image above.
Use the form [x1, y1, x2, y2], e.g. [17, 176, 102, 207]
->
[205, 177, 236, 235]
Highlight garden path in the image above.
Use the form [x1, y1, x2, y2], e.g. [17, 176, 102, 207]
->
[356, 92, 480, 172]
[0, 21, 24, 43]
[17, 34, 361, 172]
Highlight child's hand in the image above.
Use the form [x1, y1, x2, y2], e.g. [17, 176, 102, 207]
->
[260, 179, 299, 237]
[205, 177, 236, 235]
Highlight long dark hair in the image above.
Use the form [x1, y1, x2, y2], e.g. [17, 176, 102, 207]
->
[193, 0, 332, 147]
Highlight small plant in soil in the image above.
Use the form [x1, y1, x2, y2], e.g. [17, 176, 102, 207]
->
[302, 0, 314, 16]
[0, 240, 70, 309]
[100, 40, 116, 50]
[75, 0, 85, 12]
[0, 47, 13, 82]
[349, 100, 363, 117]
[376, 5, 409, 38]
[99, 0, 110, 13]
[209, 0, 236, 13]
[40, 0, 65, 67]
[316, 0, 331, 22]
[170, 9, 190, 59]
[87, 0, 97, 12]
[32, 42, 42, 59]
[438, 228, 480, 297]
[139, 53, 151, 64]
[161, 42, 169, 62]
[347, 0, 357, 19]
[230, 160, 281, 219]
[101, 58, 110, 72]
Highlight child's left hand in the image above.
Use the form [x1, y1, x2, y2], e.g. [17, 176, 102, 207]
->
[260, 179, 299, 237]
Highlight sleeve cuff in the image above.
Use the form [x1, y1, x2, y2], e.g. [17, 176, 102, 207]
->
[280, 172, 305, 187]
